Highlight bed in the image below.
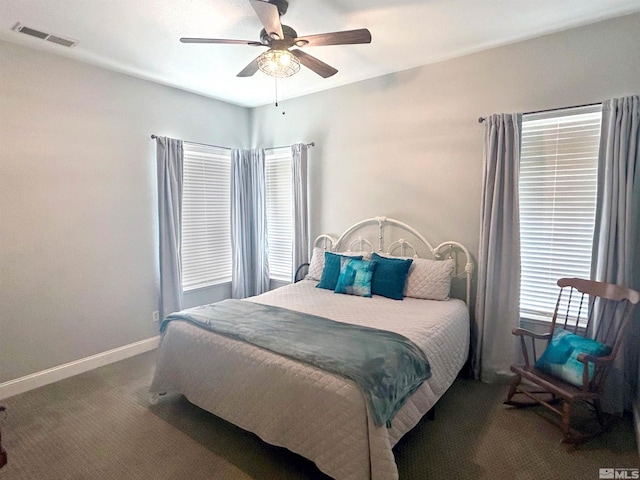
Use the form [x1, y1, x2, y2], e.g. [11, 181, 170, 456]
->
[150, 216, 474, 480]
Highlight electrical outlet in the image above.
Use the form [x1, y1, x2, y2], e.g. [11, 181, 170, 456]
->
[152, 311, 160, 323]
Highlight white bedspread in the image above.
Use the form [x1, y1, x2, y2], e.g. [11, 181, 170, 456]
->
[150, 280, 469, 480]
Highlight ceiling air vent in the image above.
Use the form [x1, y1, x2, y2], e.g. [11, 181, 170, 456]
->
[12, 23, 77, 48]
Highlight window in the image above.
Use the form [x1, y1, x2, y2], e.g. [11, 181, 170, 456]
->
[181, 143, 232, 291]
[265, 148, 294, 282]
[180, 143, 295, 289]
[519, 105, 602, 321]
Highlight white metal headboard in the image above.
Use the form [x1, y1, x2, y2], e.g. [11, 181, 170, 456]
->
[313, 216, 474, 306]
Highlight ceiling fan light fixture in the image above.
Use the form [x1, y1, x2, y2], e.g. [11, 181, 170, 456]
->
[257, 49, 300, 77]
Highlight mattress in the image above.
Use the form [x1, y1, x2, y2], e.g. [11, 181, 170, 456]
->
[150, 280, 470, 480]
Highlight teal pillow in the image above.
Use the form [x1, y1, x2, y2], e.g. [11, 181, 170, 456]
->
[370, 253, 413, 300]
[535, 329, 612, 387]
[334, 258, 377, 298]
[317, 252, 363, 290]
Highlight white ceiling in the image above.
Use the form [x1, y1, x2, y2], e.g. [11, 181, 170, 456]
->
[2, 0, 640, 108]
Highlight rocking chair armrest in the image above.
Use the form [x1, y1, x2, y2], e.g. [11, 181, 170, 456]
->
[576, 354, 613, 391]
[511, 328, 552, 340]
[576, 353, 613, 365]
[512, 328, 551, 367]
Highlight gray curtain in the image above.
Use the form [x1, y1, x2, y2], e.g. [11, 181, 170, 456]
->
[591, 96, 640, 413]
[231, 148, 270, 298]
[473, 113, 522, 383]
[291, 143, 309, 280]
[156, 136, 184, 319]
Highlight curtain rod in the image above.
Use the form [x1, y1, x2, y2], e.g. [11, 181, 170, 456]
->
[477, 101, 602, 123]
[150, 135, 314, 150]
[266, 142, 315, 150]
[150, 135, 230, 150]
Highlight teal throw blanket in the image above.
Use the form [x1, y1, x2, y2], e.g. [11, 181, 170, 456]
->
[161, 299, 431, 427]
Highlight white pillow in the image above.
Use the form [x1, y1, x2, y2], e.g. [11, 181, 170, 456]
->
[305, 247, 372, 281]
[405, 258, 455, 301]
[306, 247, 325, 281]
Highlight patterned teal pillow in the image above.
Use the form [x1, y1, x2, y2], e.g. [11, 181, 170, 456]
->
[334, 258, 377, 298]
[535, 329, 612, 387]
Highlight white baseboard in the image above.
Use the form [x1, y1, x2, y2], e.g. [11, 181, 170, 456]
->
[0, 336, 160, 400]
[633, 398, 640, 459]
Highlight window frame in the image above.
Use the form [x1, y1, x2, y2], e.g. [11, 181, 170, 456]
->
[265, 147, 294, 283]
[180, 142, 232, 292]
[518, 104, 602, 324]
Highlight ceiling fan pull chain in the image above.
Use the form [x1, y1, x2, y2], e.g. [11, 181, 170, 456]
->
[277, 78, 287, 115]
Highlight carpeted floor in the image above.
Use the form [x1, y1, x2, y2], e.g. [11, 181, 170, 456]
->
[0, 350, 637, 479]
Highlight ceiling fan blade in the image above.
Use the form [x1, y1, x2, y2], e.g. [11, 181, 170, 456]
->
[249, 0, 284, 40]
[180, 37, 263, 46]
[294, 28, 371, 47]
[290, 50, 338, 78]
[237, 57, 260, 77]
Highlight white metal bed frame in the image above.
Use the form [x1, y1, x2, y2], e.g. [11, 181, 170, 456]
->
[152, 216, 473, 480]
[312, 216, 474, 306]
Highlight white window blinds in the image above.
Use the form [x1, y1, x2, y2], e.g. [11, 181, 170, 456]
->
[181, 143, 232, 291]
[519, 105, 602, 321]
[265, 148, 294, 282]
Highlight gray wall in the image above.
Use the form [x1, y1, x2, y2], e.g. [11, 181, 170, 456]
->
[2, 13, 640, 385]
[251, 13, 640, 276]
[0, 41, 249, 383]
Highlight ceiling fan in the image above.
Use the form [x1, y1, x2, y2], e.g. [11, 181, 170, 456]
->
[180, 0, 372, 78]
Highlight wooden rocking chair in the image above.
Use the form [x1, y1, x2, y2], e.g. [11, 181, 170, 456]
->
[505, 278, 640, 443]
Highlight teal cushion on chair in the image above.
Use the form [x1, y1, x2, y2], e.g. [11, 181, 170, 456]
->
[534, 328, 612, 388]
